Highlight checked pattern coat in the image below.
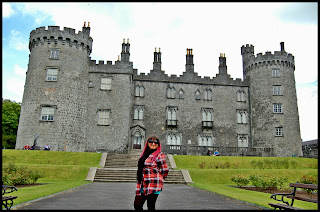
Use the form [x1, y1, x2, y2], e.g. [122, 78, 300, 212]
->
[135, 152, 169, 196]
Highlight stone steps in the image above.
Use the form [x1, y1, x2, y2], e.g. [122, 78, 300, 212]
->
[93, 153, 188, 184]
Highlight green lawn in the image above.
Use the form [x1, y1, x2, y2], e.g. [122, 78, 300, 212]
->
[2, 150, 318, 210]
[173, 155, 318, 210]
[2, 149, 101, 207]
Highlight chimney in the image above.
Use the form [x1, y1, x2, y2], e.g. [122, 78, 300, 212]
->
[153, 48, 162, 70]
[186, 48, 194, 72]
[219, 53, 227, 74]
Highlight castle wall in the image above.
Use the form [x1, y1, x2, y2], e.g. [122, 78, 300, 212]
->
[85, 61, 133, 153]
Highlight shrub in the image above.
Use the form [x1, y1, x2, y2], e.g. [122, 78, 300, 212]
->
[198, 161, 206, 169]
[290, 161, 298, 169]
[250, 160, 257, 169]
[298, 175, 318, 196]
[2, 162, 44, 186]
[232, 162, 239, 169]
[231, 174, 249, 187]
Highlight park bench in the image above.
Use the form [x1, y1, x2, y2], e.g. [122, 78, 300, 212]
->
[2, 185, 18, 210]
[268, 183, 318, 210]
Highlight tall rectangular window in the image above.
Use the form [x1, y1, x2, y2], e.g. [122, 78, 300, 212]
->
[133, 106, 144, 120]
[275, 127, 283, 136]
[238, 134, 248, 147]
[98, 110, 110, 125]
[204, 89, 212, 101]
[237, 91, 246, 102]
[167, 106, 178, 127]
[273, 86, 283, 95]
[272, 69, 280, 77]
[50, 49, 60, 59]
[198, 135, 213, 146]
[135, 85, 145, 97]
[202, 108, 213, 129]
[237, 110, 247, 124]
[41, 107, 55, 121]
[101, 78, 112, 90]
[273, 104, 282, 113]
[46, 68, 58, 81]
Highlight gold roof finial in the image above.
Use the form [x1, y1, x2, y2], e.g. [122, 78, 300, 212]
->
[88, 22, 90, 27]
[84, 22, 86, 27]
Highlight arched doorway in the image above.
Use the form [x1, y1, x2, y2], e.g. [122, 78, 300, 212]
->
[133, 131, 143, 149]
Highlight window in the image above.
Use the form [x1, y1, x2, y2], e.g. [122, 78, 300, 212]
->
[167, 133, 181, 150]
[133, 106, 144, 120]
[50, 49, 59, 59]
[273, 104, 282, 113]
[275, 127, 283, 136]
[135, 85, 145, 97]
[46, 68, 58, 81]
[195, 90, 201, 100]
[101, 78, 112, 90]
[167, 107, 178, 127]
[179, 89, 184, 99]
[273, 86, 283, 95]
[237, 91, 246, 102]
[41, 106, 55, 121]
[98, 110, 110, 125]
[238, 134, 248, 147]
[272, 69, 280, 77]
[133, 131, 142, 149]
[167, 87, 176, 99]
[198, 135, 213, 146]
[237, 110, 247, 124]
[202, 108, 213, 129]
[204, 89, 212, 101]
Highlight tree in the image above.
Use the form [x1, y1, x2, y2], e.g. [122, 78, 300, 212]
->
[2, 99, 21, 149]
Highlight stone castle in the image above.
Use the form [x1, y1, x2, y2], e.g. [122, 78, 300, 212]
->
[16, 23, 302, 157]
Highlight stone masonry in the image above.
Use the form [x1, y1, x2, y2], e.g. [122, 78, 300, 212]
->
[15, 24, 302, 157]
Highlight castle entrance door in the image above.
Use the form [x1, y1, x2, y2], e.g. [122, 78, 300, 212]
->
[133, 131, 142, 149]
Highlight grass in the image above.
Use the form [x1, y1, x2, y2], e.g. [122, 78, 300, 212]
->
[173, 155, 318, 210]
[2, 150, 318, 210]
[2, 149, 102, 207]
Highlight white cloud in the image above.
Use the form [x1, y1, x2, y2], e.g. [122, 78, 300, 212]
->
[9, 30, 29, 52]
[2, 3, 15, 18]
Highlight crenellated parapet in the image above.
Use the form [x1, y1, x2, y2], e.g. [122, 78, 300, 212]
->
[133, 69, 247, 86]
[241, 42, 295, 77]
[29, 25, 93, 55]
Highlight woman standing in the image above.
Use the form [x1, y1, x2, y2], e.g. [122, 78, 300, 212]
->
[134, 135, 169, 211]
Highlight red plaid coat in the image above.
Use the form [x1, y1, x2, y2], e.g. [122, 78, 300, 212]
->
[135, 152, 169, 196]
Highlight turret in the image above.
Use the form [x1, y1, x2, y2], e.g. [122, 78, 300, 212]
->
[186, 48, 194, 72]
[121, 38, 130, 62]
[153, 47, 161, 70]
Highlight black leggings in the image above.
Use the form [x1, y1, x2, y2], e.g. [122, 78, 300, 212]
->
[134, 193, 159, 211]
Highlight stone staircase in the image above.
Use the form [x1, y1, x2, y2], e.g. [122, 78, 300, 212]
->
[93, 151, 188, 184]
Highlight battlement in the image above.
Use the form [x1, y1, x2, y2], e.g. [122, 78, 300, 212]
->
[89, 58, 133, 74]
[133, 69, 247, 86]
[29, 26, 93, 55]
[242, 43, 295, 75]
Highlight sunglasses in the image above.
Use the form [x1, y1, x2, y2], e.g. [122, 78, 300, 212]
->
[148, 138, 159, 144]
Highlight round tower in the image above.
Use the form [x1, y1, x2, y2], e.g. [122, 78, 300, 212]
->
[16, 23, 93, 151]
[241, 42, 302, 157]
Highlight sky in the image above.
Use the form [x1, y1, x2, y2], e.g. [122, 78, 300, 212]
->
[2, 2, 318, 142]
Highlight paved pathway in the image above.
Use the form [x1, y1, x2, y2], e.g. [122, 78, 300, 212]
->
[14, 182, 264, 210]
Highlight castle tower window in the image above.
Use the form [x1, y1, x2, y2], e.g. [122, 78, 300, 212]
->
[46, 68, 58, 81]
[49, 49, 60, 59]
[204, 89, 212, 101]
[101, 78, 112, 90]
[237, 91, 246, 102]
[202, 108, 213, 129]
[273, 104, 283, 113]
[275, 127, 283, 136]
[167, 133, 181, 150]
[237, 110, 247, 124]
[133, 106, 144, 120]
[195, 90, 201, 100]
[98, 109, 110, 125]
[40, 106, 55, 121]
[135, 85, 145, 97]
[272, 69, 281, 78]
[273, 86, 283, 96]
[167, 87, 176, 99]
[198, 135, 213, 146]
[179, 89, 184, 99]
[167, 106, 178, 127]
[238, 134, 248, 147]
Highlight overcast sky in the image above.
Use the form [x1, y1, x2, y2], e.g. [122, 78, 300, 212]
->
[2, 2, 318, 141]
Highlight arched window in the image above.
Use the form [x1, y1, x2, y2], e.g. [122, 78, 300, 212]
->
[237, 91, 246, 102]
[179, 89, 184, 99]
[167, 87, 176, 99]
[195, 90, 201, 100]
[135, 85, 145, 97]
[204, 89, 212, 101]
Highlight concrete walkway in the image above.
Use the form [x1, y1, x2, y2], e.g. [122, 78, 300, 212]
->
[13, 182, 265, 210]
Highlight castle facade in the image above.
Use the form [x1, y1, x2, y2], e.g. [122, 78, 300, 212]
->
[15, 24, 302, 157]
